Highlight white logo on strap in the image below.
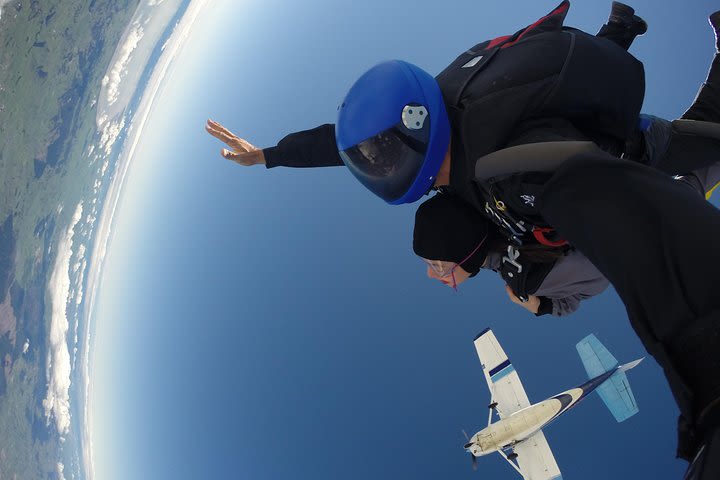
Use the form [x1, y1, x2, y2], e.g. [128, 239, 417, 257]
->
[521, 194, 535, 207]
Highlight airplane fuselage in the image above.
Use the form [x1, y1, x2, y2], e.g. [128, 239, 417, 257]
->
[466, 368, 617, 457]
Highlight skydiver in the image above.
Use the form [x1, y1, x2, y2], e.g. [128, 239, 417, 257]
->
[207, 0, 647, 173]
[413, 190, 608, 316]
[205, 2, 646, 242]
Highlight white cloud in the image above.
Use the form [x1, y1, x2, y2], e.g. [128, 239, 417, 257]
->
[43, 203, 84, 435]
[96, 113, 108, 128]
[56, 462, 66, 480]
[101, 24, 145, 109]
[0, 0, 11, 21]
[75, 257, 87, 306]
[99, 117, 126, 157]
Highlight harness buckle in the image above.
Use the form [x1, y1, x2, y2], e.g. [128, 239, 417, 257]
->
[501, 245, 523, 276]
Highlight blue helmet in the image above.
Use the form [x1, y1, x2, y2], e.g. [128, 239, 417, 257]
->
[336, 60, 451, 205]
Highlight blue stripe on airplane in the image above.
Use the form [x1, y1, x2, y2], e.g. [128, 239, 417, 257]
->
[489, 359, 511, 377]
[576, 369, 616, 403]
[491, 365, 515, 382]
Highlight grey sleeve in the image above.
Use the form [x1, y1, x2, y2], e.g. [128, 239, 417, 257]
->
[549, 294, 585, 317]
[534, 249, 610, 316]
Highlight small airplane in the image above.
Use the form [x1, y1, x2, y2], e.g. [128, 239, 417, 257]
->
[464, 329, 643, 479]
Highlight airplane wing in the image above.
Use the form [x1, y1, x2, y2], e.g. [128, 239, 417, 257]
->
[473, 329, 531, 418]
[513, 430, 562, 480]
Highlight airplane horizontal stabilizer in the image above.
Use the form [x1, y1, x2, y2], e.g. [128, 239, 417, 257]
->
[595, 370, 640, 422]
[576, 334, 618, 377]
[576, 335, 640, 422]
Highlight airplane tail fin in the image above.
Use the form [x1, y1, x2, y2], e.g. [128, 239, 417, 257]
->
[576, 334, 642, 423]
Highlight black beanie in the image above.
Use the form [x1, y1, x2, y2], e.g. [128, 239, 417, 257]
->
[413, 192, 491, 275]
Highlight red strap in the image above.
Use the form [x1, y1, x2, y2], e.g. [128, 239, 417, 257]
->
[504, 1, 569, 49]
[486, 35, 511, 50]
[485, 1, 570, 51]
[532, 227, 568, 247]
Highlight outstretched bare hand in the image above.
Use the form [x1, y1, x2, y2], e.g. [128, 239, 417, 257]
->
[205, 119, 266, 166]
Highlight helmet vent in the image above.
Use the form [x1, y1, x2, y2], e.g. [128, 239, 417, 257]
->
[402, 104, 427, 130]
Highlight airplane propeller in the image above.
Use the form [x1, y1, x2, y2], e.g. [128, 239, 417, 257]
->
[462, 430, 478, 471]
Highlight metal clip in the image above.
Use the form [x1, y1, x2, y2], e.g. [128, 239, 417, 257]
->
[484, 202, 528, 241]
[502, 245, 523, 274]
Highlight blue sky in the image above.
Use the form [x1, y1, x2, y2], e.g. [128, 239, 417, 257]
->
[90, 1, 719, 478]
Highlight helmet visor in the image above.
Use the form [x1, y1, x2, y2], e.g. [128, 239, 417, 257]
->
[339, 117, 430, 202]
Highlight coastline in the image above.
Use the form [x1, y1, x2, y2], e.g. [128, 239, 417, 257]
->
[78, 1, 213, 478]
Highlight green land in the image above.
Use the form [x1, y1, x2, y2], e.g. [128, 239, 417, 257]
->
[0, 1, 140, 478]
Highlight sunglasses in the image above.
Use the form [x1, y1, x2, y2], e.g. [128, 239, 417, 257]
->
[421, 234, 487, 290]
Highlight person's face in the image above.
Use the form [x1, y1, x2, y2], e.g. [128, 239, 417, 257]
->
[423, 259, 472, 289]
[419, 234, 486, 290]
